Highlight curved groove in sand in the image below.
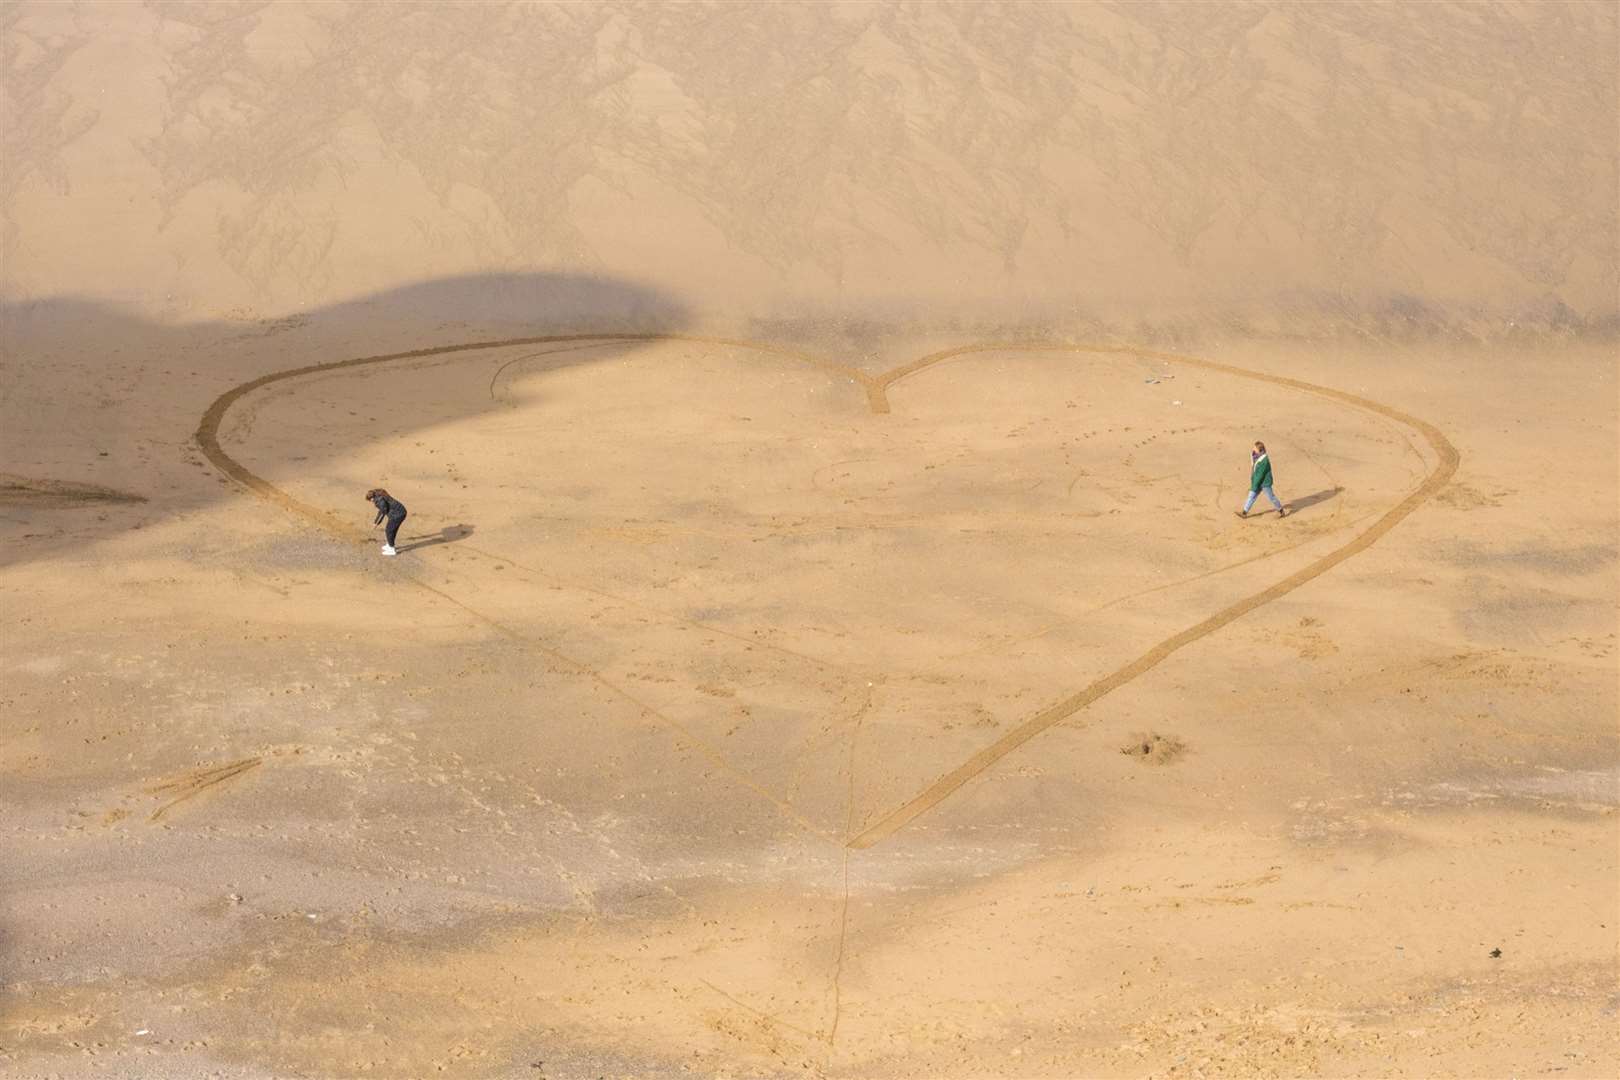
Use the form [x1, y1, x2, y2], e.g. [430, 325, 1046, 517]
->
[196, 333, 865, 842]
[847, 342, 1459, 847]
[195, 334, 1458, 851]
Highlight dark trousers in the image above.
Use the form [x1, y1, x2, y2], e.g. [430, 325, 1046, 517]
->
[385, 513, 405, 547]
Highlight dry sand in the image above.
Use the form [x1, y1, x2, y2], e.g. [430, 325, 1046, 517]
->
[2, 3, 1617, 1078]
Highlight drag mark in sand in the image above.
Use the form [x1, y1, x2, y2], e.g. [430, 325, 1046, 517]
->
[196, 335, 1458, 853]
[845, 343, 1458, 848]
[826, 680, 877, 1047]
[695, 978, 824, 1046]
[486, 339, 625, 402]
[198, 334, 849, 842]
[401, 572, 835, 841]
[934, 505, 1384, 666]
[146, 757, 263, 822]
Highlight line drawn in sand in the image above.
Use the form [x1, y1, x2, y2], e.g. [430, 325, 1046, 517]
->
[145, 757, 263, 821]
[196, 333, 1458, 1052]
[197, 335, 1458, 851]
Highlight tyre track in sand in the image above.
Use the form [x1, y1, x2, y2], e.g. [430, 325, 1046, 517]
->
[195, 334, 1458, 852]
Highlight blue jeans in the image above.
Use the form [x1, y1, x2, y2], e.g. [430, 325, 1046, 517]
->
[1243, 486, 1283, 513]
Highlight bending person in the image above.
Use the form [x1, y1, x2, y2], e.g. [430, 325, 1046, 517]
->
[365, 487, 408, 555]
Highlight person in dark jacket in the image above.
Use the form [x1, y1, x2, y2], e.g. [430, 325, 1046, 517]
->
[365, 488, 408, 555]
[1238, 441, 1286, 518]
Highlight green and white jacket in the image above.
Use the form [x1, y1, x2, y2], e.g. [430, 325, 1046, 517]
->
[1249, 452, 1273, 492]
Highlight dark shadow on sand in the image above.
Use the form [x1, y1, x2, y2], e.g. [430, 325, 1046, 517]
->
[1286, 487, 1344, 515]
[396, 524, 474, 553]
[0, 272, 688, 569]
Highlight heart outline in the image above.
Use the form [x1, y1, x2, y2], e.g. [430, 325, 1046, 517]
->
[197, 334, 1460, 849]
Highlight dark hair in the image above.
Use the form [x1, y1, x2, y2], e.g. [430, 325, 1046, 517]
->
[364, 488, 388, 501]
[1253, 441, 1266, 453]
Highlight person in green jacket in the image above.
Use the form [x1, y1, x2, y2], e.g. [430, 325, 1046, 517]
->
[1239, 440, 1286, 518]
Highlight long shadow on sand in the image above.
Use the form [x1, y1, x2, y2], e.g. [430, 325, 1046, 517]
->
[1287, 486, 1345, 515]
[395, 524, 474, 553]
[0, 272, 688, 569]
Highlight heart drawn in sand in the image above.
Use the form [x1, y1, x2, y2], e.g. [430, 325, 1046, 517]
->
[199, 334, 1457, 849]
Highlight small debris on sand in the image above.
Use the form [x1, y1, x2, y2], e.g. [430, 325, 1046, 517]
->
[1120, 732, 1187, 765]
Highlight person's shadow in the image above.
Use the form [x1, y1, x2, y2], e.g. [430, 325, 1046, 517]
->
[1285, 487, 1344, 515]
[397, 524, 475, 553]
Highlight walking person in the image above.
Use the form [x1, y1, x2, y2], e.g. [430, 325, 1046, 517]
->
[1238, 441, 1286, 518]
[365, 487, 408, 555]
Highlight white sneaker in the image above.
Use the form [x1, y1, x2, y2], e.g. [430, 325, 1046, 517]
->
[381, 545, 397, 556]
